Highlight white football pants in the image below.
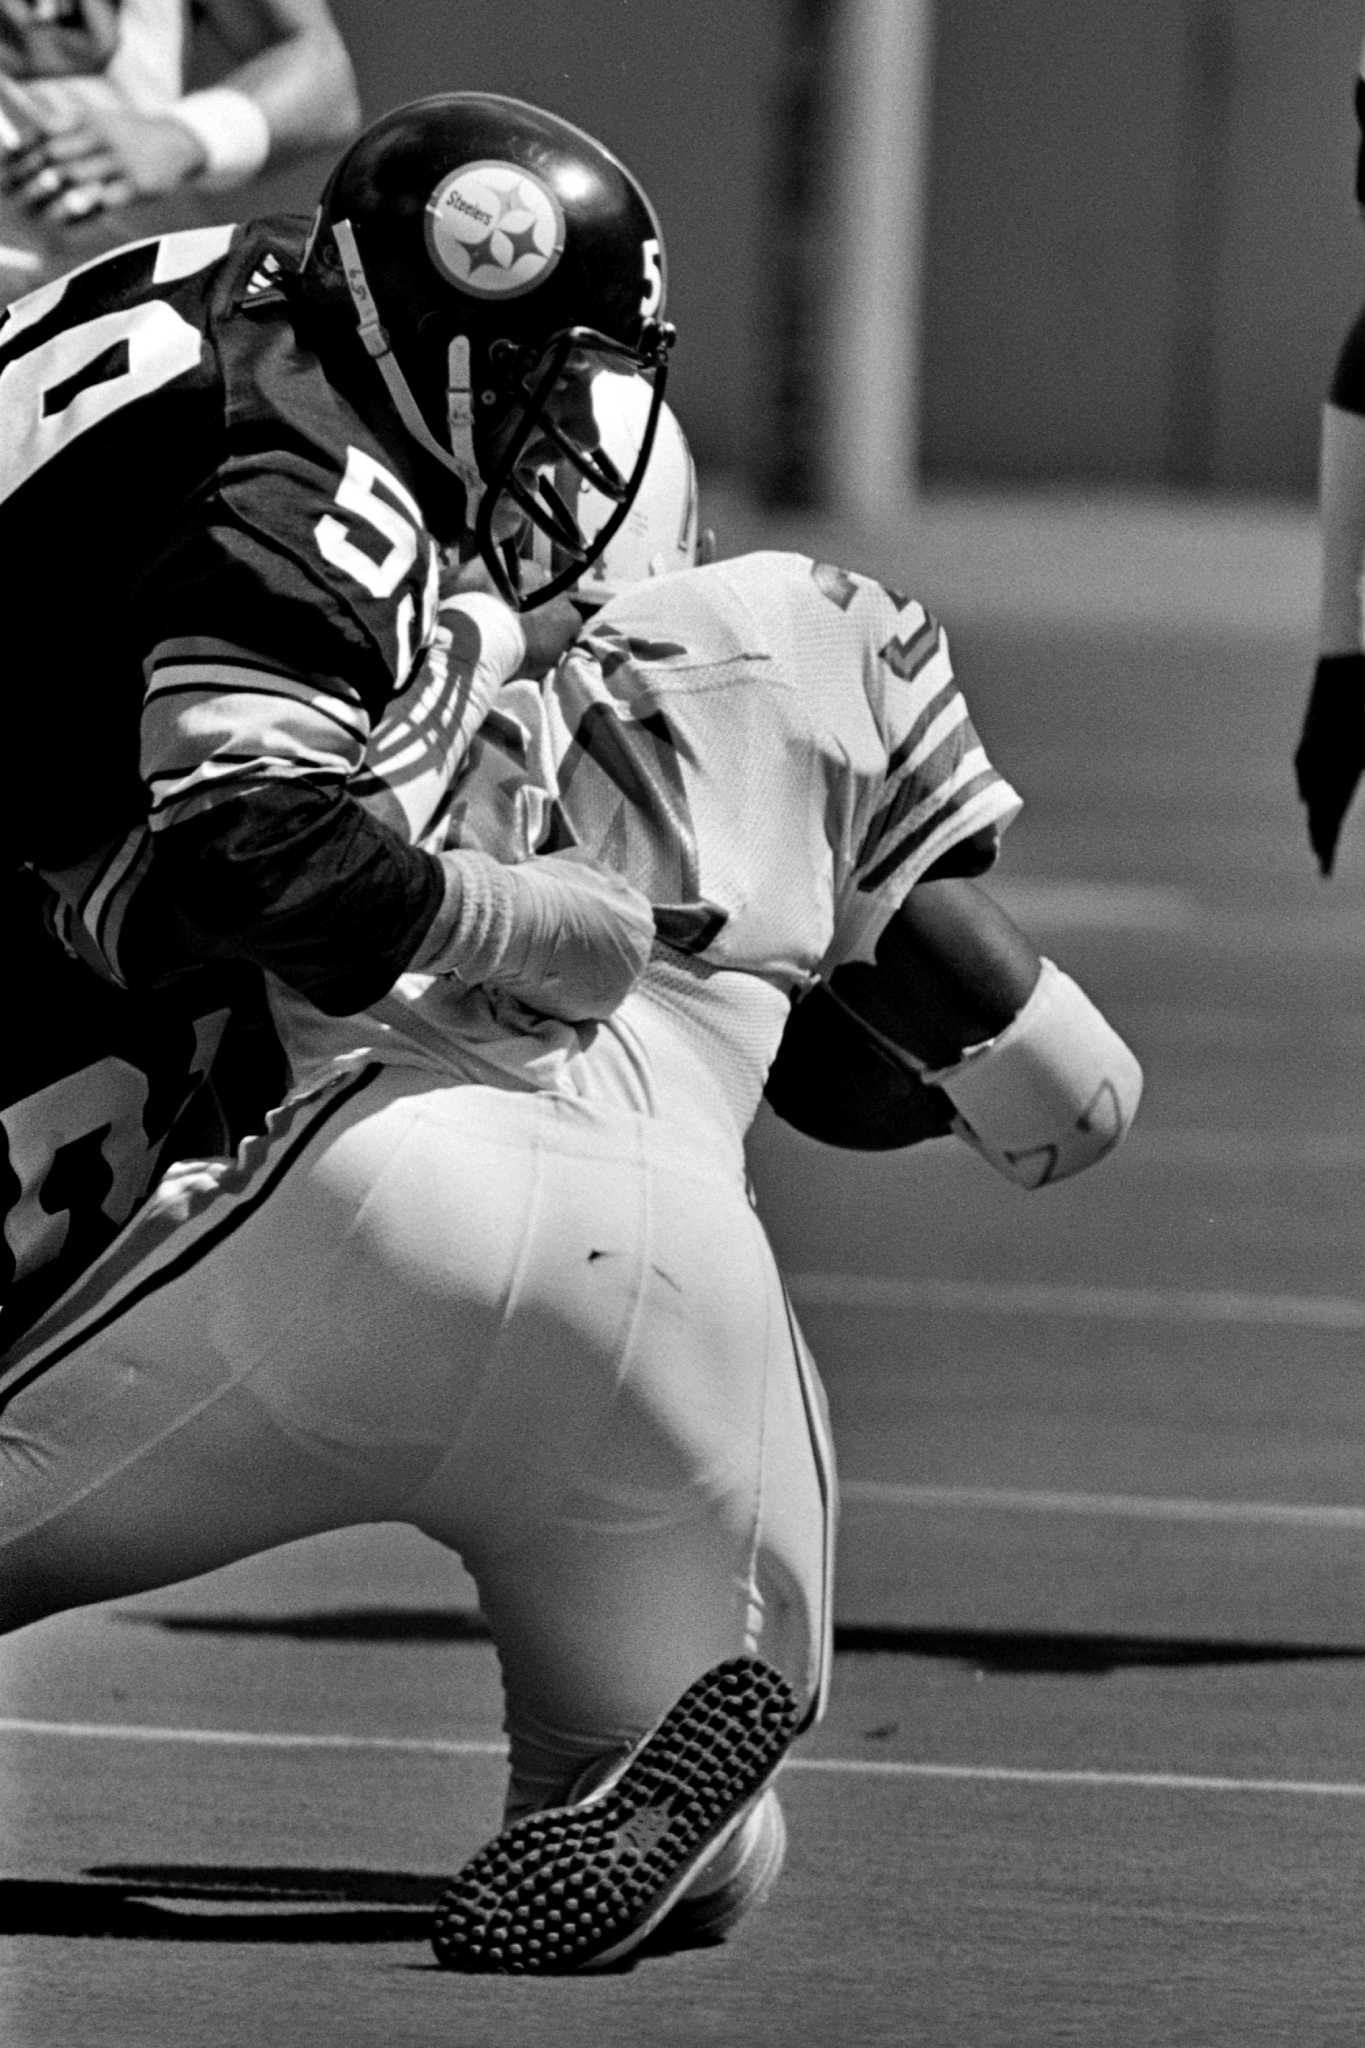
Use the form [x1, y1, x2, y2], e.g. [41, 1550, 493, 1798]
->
[0, 1064, 835, 1815]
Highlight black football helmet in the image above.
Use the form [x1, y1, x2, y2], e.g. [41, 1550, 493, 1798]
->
[298, 91, 675, 607]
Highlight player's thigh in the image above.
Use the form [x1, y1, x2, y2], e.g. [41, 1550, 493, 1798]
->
[0, 1376, 392, 1629]
[590, 1143, 834, 1717]
[429, 1119, 835, 1810]
[0, 1065, 512, 1624]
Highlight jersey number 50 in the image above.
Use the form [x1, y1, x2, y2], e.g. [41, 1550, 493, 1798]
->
[0, 227, 236, 507]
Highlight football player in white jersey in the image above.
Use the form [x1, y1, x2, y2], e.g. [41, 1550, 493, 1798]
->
[1294, 15, 1365, 872]
[0, 385, 1143, 1972]
[0, 92, 673, 1339]
[0, 0, 360, 304]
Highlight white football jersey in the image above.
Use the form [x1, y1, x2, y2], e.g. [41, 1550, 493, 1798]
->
[0, 0, 185, 128]
[275, 551, 1022, 1149]
[0, 0, 200, 298]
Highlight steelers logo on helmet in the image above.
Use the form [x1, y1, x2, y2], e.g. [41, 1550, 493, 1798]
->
[425, 161, 566, 299]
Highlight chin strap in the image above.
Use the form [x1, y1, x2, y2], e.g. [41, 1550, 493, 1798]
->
[330, 216, 485, 519]
[444, 334, 484, 520]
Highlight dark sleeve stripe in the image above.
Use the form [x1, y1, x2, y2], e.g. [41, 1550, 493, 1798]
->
[145, 661, 369, 749]
[882, 675, 964, 782]
[859, 703, 976, 861]
[145, 677, 369, 744]
[858, 767, 1014, 895]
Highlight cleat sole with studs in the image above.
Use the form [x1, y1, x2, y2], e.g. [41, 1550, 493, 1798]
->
[430, 1655, 799, 1974]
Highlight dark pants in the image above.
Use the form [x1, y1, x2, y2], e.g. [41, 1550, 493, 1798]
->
[0, 866, 285, 1344]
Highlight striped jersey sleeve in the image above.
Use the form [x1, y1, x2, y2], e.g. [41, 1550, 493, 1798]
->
[135, 441, 441, 837]
[142, 635, 372, 833]
[826, 574, 1022, 969]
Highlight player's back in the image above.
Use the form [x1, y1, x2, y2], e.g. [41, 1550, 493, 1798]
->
[0, 214, 405, 869]
[0, 224, 233, 859]
[278, 550, 1019, 1153]
[520, 549, 1016, 1138]
[534, 551, 964, 980]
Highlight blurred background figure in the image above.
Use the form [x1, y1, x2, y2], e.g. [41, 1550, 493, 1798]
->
[1295, 12, 1365, 874]
[0, 0, 359, 306]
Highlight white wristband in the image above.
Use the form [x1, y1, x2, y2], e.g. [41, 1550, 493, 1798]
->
[411, 846, 523, 980]
[438, 590, 527, 683]
[173, 88, 271, 189]
[924, 958, 1143, 1188]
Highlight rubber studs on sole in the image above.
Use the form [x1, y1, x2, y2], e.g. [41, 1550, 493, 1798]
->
[430, 1655, 799, 1974]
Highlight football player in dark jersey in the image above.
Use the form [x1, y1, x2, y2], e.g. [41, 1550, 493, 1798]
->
[0, 0, 361, 305]
[1294, 23, 1365, 873]
[0, 89, 675, 1338]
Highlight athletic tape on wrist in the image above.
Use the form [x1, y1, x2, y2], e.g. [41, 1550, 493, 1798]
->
[438, 590, 527, 680]
[923, 958, 1143, 1187]
[411, 847, 521, 982]
[173, 88, 271, 188]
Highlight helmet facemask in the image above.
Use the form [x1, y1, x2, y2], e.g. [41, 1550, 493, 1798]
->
[522, 366, 700, 610]
[470, 324, 672, 607]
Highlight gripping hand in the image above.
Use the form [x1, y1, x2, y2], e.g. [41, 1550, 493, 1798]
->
[421, 846, 655, 1022]
[486, 850, 656, 1020]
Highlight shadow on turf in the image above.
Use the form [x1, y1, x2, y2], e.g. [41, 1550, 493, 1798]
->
[0, 1867, 718, 1963]
[0, 1867, 443, 1942]
[130, 1606, 1365, 1677]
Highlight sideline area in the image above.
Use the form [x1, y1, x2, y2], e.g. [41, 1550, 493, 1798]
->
[701, 481, 1320, 633]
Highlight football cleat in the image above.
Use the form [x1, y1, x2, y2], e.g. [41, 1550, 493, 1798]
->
[430, 1655, 799, 1973]
[662, 1785, 788, 1947]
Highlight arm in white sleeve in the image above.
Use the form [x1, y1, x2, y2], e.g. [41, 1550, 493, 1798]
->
[177, 0, 361, 184]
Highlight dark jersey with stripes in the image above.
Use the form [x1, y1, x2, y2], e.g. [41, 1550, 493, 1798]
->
[0, 216, 445, 1008]
[0, 215, 456, 1335]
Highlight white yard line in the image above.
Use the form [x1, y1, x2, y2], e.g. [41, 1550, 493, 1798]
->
[983, 878, 1365, 952]
[0, 1718, 504, 1756]
[1, 1717, 1363, 1800]
[986, 881, 1202, 931]
[790, 1760, 1365, 1798]
[786, 1272, 1365, 1330]
[841, 1479, 1365, 1529]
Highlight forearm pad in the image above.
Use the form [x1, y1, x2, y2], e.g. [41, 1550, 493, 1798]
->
[922, 959, 1143, 1188]
[121, 786, 444, 1015]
